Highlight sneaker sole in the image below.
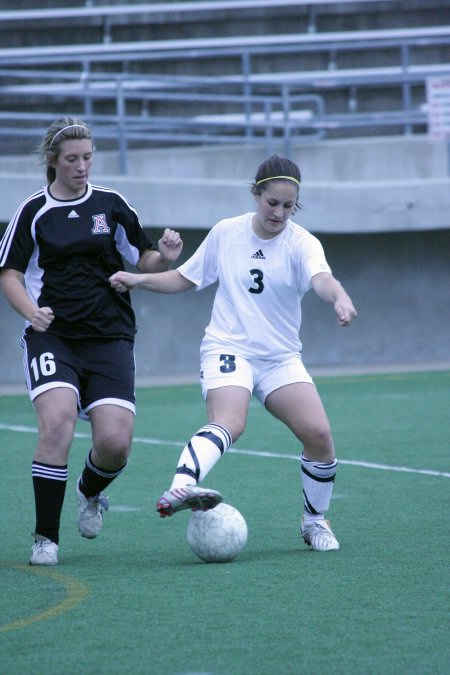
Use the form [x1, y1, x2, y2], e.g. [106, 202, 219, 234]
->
[302, 536, 339, 551]
[156, 492, 222, 518]
[78, 528, 99, 540]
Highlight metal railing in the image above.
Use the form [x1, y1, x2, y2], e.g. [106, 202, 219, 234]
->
[0, 0, 405, 41]
[0, 63, 440, 172]
[1, 18, 449, 170]
[1, 24, 449, 66]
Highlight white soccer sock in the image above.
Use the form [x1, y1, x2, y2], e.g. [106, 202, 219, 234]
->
[170, 423, 232, 489]
[301, 454, 337, 522]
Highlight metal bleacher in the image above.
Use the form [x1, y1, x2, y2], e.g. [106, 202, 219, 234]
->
[1, 0, 449, 173]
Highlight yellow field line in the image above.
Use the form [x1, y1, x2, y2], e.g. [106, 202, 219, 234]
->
[0, 563, 89, 634]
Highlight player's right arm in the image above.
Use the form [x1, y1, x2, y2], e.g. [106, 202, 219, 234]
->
[109, 269, 194, 294]
[0, 268, 54, 331]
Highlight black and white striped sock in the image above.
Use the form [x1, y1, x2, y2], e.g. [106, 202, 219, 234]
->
[300, 454, 337, 522]
[171, 423, 232, 488]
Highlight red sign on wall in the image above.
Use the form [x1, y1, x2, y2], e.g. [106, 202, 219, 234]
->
[427, 76, 450, 140]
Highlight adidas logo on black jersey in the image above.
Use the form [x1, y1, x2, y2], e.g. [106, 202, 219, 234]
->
[251, 249, 266, 259]
[68, 210, 79, 218]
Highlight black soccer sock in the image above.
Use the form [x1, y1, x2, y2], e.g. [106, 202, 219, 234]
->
[79, 449, 127, 497]
[32, 461, 68, 545]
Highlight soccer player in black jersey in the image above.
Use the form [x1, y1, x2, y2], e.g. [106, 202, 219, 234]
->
[0, 117, 183, 565]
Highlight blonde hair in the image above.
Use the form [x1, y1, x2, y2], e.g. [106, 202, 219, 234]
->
[38, 117, 93, 184]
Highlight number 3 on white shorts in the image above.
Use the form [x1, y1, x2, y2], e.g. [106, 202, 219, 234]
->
[219, 354, 236, 373]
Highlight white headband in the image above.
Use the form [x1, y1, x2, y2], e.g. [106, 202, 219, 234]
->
[256, 175, 300, 186]
[50, 124, 90, 148]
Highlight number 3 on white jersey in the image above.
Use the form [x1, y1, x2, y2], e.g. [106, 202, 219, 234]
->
[248, 268, 264, 294]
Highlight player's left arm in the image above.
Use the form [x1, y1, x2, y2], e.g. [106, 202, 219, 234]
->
[311, 272, 358, 327]
[137, 228, 183, 273]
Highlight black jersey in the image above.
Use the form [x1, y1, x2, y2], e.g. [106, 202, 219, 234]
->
[0, 183, 154, 340]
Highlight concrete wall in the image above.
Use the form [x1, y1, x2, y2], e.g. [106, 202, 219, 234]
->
[1, 227, 449, 388]
[1, 136, 449, 233]
[1, 136, 449, 387]
[132, 227, 450, 377]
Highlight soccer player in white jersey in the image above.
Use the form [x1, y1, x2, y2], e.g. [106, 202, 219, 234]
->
[110, 154, 358, 552]
[0, 117, 183, 565]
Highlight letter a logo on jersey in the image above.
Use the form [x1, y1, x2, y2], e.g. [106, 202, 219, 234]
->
[91, 213, 110, 234]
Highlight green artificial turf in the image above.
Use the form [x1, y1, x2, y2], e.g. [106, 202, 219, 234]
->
[0, 370, 449, 674]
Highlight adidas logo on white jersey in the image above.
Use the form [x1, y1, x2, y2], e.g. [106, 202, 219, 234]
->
[68, 210, 79, 218]
[251, 249, 266, 259]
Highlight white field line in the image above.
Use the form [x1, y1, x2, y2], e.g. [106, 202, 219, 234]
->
[1, 422, 449, 479]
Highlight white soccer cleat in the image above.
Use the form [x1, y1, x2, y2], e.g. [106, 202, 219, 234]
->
[301, 518, 340, 551]
[156, 485, 223, 518]
[76, 478, 109, 539]
[29, 534, 59, 566]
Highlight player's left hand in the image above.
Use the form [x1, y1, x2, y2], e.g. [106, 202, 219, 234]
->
[158, 228, 183, 262]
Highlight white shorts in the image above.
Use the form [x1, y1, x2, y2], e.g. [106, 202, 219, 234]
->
[200, 352, 314, 404]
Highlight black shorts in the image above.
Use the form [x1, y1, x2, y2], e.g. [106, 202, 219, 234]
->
[21, 332, 136, 419]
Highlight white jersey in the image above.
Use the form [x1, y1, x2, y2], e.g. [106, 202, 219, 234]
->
[178, 212, 331, 360]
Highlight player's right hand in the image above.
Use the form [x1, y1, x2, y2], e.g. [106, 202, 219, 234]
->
[31, 306, 54, 332]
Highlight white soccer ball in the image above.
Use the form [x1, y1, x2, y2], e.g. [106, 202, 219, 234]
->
[187, 502, 248, 563]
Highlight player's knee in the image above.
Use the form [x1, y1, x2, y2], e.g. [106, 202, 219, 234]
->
[95, 430, 132, 465]
[209, 418, 245, 443]
[303, 422, 333, 453]
[39, 412, 76, 447]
